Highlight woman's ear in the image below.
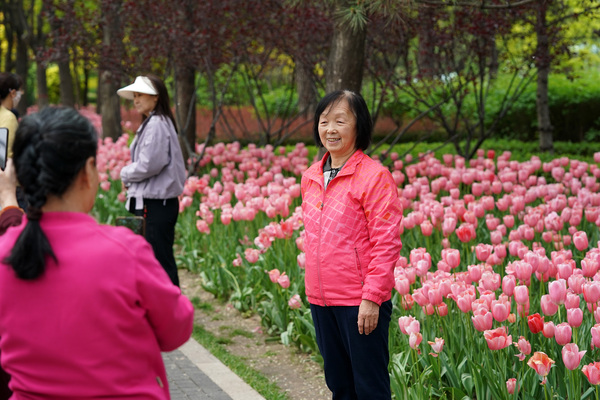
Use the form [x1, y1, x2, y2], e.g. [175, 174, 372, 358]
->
[81, 157, 97, 188]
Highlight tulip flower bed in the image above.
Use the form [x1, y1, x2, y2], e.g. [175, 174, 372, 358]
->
[92, 131, 600, 400]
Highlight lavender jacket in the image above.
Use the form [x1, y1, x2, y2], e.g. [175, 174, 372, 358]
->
[121, 113, 186, 209]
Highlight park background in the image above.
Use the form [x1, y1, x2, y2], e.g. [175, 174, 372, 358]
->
[4, 1, 600, 399]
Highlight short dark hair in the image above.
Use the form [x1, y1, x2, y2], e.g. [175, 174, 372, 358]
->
[0, 72, 24, 100]
[312, 90, 372, 151]
[144, 74, 177, 130]
[5, 106, 98, 280]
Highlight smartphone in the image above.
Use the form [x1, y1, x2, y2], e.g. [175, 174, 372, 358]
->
[0, 128, 8, 171]
[115, 216, 146, 236]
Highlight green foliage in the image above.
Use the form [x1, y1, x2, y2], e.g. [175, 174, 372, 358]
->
[493, 70, 600, 142]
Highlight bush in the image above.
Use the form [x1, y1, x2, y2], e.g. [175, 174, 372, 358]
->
[493, 71, 600, 142]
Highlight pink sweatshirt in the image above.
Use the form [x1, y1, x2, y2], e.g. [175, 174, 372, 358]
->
[0, 212, 194, 399]
[301, 150, 403, 307]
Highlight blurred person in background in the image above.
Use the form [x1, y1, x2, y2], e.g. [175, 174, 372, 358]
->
[117, 75, 186, 287]
[0, 73, 24, 158]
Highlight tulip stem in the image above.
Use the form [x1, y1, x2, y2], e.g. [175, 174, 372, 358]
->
[595, 384, 598, 400]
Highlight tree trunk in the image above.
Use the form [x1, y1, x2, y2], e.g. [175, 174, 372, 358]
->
[535, 0, 553, 153]
[98, 2, 123, 139]
[296, 59, 317, 117]
[35, 63, 49, 109]
[325, 0, 367, 93]
[417, 5, 436, 78]
[58, 59, 75, 107]
[175, 65, 196, 162]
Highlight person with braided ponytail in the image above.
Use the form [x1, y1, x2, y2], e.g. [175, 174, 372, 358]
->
[0, 107, 194, 399]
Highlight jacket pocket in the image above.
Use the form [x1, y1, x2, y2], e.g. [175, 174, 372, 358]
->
[354, 248, 364, 286]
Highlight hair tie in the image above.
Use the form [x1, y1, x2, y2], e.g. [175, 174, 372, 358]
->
[27, 206, 42, 222]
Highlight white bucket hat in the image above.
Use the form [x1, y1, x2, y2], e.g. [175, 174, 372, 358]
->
[117, 76, 158, 100]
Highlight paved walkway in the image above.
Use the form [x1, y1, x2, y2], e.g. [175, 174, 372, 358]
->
[163, 338, 265, 400]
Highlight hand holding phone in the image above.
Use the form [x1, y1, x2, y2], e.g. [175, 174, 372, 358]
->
[0, 158, 18, 209]
[0, 128, 8, 171]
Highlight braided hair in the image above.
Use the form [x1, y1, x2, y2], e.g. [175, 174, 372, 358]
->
[4, 106, 98, 280]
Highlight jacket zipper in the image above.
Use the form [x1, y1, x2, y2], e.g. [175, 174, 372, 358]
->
[317, 181, 326, 306]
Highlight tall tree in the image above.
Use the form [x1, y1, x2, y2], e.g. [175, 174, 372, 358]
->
[98, 1, 123, 139]
[325, 0, 367, 92]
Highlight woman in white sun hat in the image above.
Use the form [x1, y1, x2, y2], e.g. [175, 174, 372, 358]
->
[117, 74, 186, 287]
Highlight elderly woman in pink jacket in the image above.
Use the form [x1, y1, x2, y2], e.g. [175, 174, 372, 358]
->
[301, 90, 403, 400]
[0, 107, 193, 399]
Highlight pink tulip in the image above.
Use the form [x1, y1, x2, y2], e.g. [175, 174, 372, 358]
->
[484, 326, 512, 350]
[562, 343, 586, 370]
[268, 268, 281, 283]
[297, 252, 306, 269]
[428, 337, 444, 357]
[288, 294, 302, 309]
[456, 223, 476, 243]
[591, 324, 600, 349]
[398, 316, 420, 335]
[514, 285, 529, 305]
[506, 378, 517, 395]
[583, 362, 600, 385]
[565, 291, 580, 309]
[472, 311, 493, 332]
[573, 231, 589, 251]
[475, 244, 493, 262]
[542, 321, 555, 338]
[582, 257, 600, 278]
[584, 281, 600, 304]
[491, 299, 510, 322]
[232, 254, 243, 267]
[567, 308, 583, 328]
[395, 277, 411, 295]
[540, 295, 559, 316]
[420, 221, 433, 236]
[442, 248, 461, 269]
[480, 271, 501, 291]
[277, 273, 290, 288]
[548, 279, 567, 305]
[555, 322, 573, 345]
[502, 275, 516, 297]
[244, 248, 260, 263]
[511, 337, 530, 362]
[409, 332, 422, 349]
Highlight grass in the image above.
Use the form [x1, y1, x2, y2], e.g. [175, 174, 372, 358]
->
[192, 325, 290, 400]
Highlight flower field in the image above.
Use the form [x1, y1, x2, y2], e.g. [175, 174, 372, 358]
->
[93, 129, 600, 399]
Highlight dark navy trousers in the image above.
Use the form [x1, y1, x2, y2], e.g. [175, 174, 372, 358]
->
[130, 197, 180, 287]
[310, 300, 393, 400]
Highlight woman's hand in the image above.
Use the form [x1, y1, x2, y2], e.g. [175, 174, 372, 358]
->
[0, 158, 18, 208]
[357, 299, 380, 335]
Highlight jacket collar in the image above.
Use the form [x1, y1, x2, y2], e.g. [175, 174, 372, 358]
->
[306, 149, 364, 181]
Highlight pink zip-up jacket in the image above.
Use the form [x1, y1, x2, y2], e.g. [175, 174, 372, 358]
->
[301, 150, 403, 307]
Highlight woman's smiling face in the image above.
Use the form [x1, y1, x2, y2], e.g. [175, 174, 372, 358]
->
[318, 98, 357, 163]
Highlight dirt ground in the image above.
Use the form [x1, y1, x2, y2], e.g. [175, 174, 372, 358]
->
[179, 269, 330, 400]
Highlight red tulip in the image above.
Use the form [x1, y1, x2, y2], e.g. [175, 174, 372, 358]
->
[527, 313, 544, 334]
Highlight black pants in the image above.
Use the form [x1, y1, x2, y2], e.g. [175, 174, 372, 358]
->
[310, 301, 393, 400]
[130, 197, 180, 287]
